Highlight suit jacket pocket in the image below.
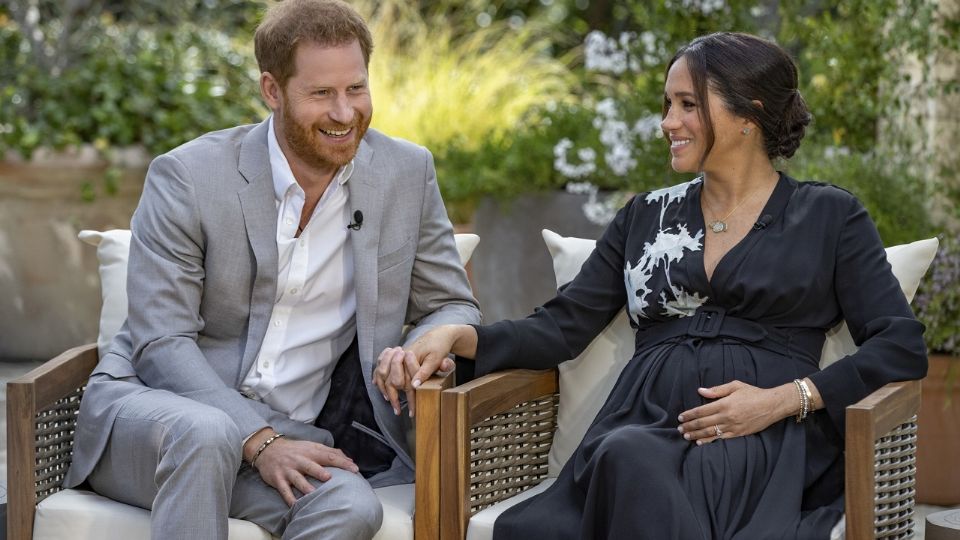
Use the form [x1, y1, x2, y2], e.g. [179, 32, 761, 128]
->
[377, 239, 412, 273]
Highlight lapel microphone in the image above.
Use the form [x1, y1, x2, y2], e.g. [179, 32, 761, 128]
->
[753, 214, 773, 230]
[347, 210, 364, 231]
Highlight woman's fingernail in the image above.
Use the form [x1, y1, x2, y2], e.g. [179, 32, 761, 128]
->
[683, 433, 691, 440]
[677, 426, 684, 433]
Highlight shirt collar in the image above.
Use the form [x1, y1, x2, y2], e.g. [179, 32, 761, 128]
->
[267, 115, 355, 203]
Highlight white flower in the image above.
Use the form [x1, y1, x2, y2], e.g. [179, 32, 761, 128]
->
[823, 146, 851, 160]
[665, 0, 726, 15]
[584, 30, 639, 75]
[594, 98, 619, 120]
[633, 114, 662, 142]
[553, 138, 597, 179]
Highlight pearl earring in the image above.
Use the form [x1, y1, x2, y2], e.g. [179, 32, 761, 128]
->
[741, 128, 751, 135]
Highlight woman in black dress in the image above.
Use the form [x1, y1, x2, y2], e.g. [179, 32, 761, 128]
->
[375, 32, 927, 539]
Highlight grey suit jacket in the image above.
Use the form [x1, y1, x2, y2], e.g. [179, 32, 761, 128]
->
[65, 120, 480, 488]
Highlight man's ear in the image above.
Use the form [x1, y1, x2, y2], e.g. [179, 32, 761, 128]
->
[260, 72, 282, 110]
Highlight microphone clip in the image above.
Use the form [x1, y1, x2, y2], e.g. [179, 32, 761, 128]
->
[347, 210, 364, 231]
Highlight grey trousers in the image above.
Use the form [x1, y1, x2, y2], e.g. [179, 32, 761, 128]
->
[84, 378, 383, 540]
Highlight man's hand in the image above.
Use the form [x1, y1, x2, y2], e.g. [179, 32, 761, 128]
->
[676, 381, 797, 444]
[372, 325, 477, 418]
[244, 429, 358, 506]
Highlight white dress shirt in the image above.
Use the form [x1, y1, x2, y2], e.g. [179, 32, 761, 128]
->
[241, 116, 357, 422]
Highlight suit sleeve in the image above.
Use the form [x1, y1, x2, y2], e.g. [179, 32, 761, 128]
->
[401, 148, 482, 345]
[807, 195, 927, 436]
[125, 153, 269, 439]
[471, 198, 635, 377]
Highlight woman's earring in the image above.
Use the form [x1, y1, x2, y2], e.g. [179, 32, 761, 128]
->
[741, 127, 751, 135]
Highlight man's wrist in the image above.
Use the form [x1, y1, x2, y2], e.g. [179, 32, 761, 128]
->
[243, 427, 276, 463]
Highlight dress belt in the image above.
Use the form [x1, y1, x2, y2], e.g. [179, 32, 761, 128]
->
[632, 305, 824, 366]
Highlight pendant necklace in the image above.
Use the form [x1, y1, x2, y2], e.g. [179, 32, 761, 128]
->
[703, 189, 757, 233]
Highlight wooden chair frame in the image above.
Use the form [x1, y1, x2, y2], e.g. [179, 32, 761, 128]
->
[5, 343, 451, 540]
[441, 368, 921, 540]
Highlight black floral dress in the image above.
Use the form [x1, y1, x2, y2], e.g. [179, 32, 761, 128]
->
[472, 174, 927, 539]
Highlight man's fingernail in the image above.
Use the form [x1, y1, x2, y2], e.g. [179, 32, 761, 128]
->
[677, 426, 683, 433]
[678, 415, 684, 422]
[412, 379, 422, 388]
[393, 407, 399, 415]
[409, 410, 414, 418]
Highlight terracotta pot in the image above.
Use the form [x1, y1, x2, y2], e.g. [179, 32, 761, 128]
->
[916, 353, 960, 505]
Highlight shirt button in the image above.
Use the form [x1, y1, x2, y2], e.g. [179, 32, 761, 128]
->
[285, 218, 294, 226]
[299, 239, 306, 247]
[289, 287, 299, 295]
[274, 320, 281, 327]
[263, 360, 270, 368]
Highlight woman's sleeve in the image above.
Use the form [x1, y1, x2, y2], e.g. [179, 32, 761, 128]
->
[471, 198, 636, 377]
[807, 195, 928, 436]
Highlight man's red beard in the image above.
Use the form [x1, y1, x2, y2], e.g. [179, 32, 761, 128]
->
[280, 104, 370, 172]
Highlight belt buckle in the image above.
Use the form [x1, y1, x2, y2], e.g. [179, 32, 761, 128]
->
[688, 306, 725, 338]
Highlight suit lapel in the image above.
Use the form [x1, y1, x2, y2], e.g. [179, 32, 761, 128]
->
[237, 120, 279, 384]
[346, 139, 381, 375]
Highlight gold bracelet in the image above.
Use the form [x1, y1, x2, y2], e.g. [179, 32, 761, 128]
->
[798, 379, 813, 420]
[250, 433, 284, 469]
[793, 379, 807, 423]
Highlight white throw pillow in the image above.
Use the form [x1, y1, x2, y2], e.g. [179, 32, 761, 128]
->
[541, 229, 937, 476]
[79, 230, 481, 358]
[78, 229, 132, 359]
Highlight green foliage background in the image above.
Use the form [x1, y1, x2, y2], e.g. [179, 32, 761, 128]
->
[1, 0, 957, 349]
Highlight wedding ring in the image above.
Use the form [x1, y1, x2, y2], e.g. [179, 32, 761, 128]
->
[714, 425, 723, 437]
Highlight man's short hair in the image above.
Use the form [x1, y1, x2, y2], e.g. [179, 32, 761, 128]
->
[254, 0, 374, 88]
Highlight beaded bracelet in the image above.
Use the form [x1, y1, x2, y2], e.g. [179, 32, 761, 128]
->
[250, 433, 285, 469]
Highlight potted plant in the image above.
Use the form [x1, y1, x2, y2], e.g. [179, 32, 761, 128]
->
[914, 232, 960, 505]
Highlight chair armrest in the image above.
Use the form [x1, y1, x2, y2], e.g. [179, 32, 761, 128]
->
[440, 368, 559, 540]
[6, 343, 99, 540]
[414, 371, 455, 540]
[845, 380, 922, 540]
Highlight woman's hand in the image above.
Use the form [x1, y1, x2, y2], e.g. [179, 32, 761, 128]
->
[372, 324, 478, 418]
[677, 381, 797, 445]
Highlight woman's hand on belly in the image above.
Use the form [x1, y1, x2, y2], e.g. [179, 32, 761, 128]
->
[676, 381, 798, 444]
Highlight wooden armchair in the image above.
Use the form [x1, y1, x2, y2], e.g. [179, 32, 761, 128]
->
[6, 343, 451, 540]
[440, 368, 921, 540]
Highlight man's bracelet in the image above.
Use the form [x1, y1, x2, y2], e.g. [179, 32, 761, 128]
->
[250, 433, 284, 469]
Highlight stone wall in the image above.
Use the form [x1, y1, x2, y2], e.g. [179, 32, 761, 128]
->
[0, 148, 147, 361]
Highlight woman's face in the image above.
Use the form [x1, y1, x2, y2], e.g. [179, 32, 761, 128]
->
[661, 56, 747, 174]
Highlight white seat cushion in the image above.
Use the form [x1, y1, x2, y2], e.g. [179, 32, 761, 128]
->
[33, 489, 274, 539]
[465, 479, 556, 540]
[34, 485, 414, 540]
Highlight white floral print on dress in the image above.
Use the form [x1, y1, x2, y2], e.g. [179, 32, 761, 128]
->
[625, 178, 707, 322]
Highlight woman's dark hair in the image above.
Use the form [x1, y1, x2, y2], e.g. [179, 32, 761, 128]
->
[663, 32, 812, 163]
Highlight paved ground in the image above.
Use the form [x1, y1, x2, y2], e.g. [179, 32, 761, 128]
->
[0, 360, 955, 535]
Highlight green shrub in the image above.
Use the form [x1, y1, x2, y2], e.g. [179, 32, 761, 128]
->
[0, 3, 264, 159]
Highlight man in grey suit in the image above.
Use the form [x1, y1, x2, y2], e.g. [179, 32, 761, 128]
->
[62, 1, 480, 538]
